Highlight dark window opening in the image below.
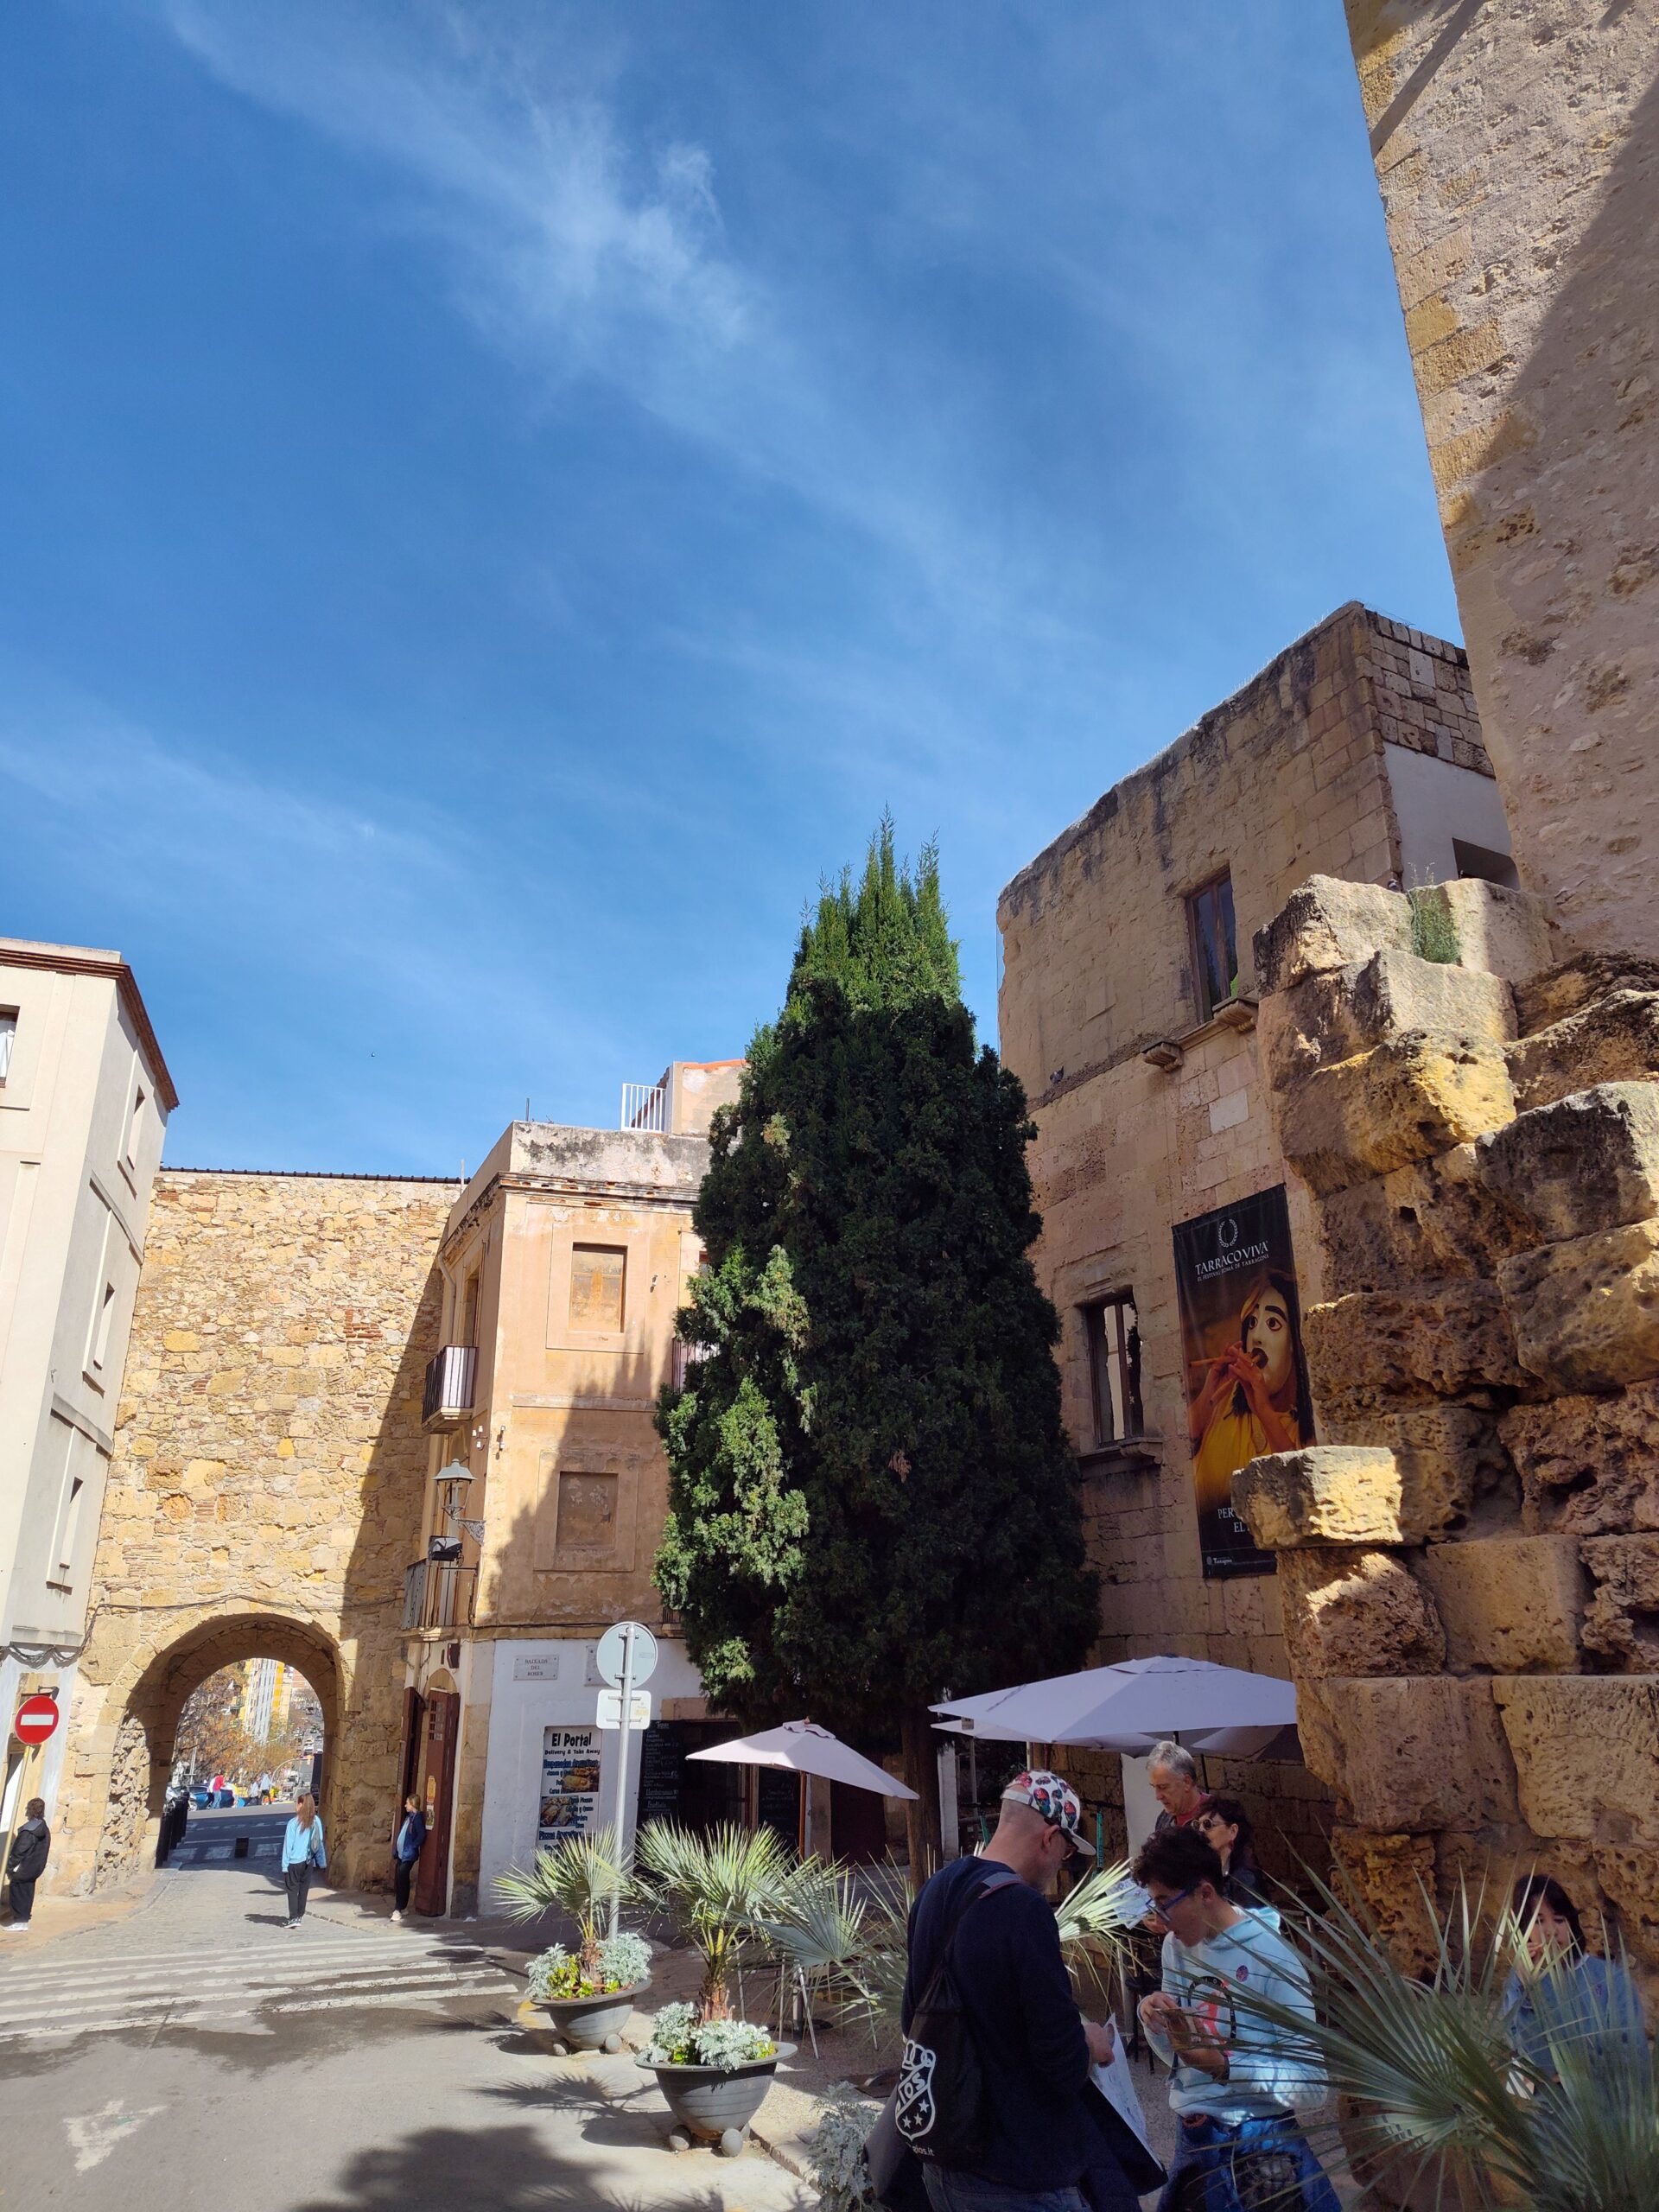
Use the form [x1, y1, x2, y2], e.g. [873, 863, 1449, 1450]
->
[1452, 837, 1519, 890]
[1083, 1292, 1143, 1446]
[1189, 874, 1239, 1021]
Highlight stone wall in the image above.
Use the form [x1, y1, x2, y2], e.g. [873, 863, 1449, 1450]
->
[1240, 874, 1659, 1981]
[54, 1170, 454, 1894]
[1344, 2, 1659, 957]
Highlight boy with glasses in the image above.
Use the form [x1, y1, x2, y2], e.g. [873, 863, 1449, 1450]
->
[1133, 1827, 1337, 2212]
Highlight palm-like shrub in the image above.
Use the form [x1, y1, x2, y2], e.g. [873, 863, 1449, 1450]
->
[633, 1820, 798, 2021]
[1228, 1873, 1659, 2212]
[493, 1827, 629, 1981]
[1054, 1859, 1141, 1999]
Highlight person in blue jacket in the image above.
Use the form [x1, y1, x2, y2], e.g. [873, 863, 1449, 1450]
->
[391, 1794, 426, 1923]
[280, 1791, 327, 1926]
[1504, 1875, 1647, 2080]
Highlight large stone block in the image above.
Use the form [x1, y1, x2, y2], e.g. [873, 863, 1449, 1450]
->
[1305, 1281, 1529, 1408]
[1580, 1535, 1659, 1670]
[1316, 1145, 1534, 1294]
[1300, 1675, 1516, 1832]
[1416, 1535, 1585, 1673]
[1278, 1035, 1515, 1198]
[1499, 1219, 1659, 1393]
[1330, 1827, 1439, 1976]
[1479, 1083, 1659, 1246]
[1509, 991, 1659, 1114]
[1433, 879, 1557, 989]
[1254, 875, 1413, 997]
[1313, 1403, 1516, 1537]
[1278, 1546, 1446, 1678]
[1516, 957, 1659, 1039]
[1236, 1443, 1470, 1549]
[1261, 951, 1515, 1094]
[1503, 1382, 1659, 1536]
[1492, 1675, 1659, 1843]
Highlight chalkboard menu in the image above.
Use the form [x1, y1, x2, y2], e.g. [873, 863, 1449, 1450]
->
[637, 1720, 746, 1833]
[757, 1764, 801, 1847]
[637, 1721, 686, 1829]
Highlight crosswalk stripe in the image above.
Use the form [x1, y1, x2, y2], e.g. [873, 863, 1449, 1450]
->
[0, 1972, 512, 2042]
[0, 1969, 512, 2031]
[0, 1953, 512, 2019]
[0, 1951, 500, 2000]
[0, 1934, 498, 1980]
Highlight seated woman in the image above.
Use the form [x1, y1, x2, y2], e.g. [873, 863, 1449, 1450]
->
[1196, 1796, 1268, 1909]
[1503, 1875, 1647, 2079]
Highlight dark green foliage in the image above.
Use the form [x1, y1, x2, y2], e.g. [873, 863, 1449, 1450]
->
[655, 824, 1097, 1743]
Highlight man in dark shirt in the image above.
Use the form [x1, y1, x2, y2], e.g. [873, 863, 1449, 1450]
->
[902, 1770, 1128, 2212]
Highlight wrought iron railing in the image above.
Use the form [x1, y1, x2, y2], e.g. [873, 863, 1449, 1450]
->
[422, 1343, 478, 1429]
[402, 1560, 478, 1632]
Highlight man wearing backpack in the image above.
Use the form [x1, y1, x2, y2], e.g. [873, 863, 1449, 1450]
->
[898, 1770, 1130, 2212]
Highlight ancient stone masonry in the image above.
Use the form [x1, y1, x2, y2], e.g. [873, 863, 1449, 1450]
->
[55, 1171, 453, 1895]
[1238, 874, 1659, 1985]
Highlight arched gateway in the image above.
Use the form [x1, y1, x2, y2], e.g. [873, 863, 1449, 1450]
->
[52, 1169, 455, 1894]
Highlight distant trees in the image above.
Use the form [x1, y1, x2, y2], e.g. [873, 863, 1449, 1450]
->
[655, 825, 1096, 1868]
[173, 1665, 314, 1786]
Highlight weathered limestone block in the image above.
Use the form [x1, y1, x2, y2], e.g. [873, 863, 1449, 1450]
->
[1509, 992, 1659, 1115]
[1499, 1220, 1659, 1393]
[1306, 1281, 1529, 1408]
[1502, 1382, 1659, 1535]
[1479, 1083, 1659, 1246]
[1492, 1676, 1659, 1842]
[1299, 1675, 1516, 1832]
[1278, 1035, 1515, 1197]
[1278, 1547, 1446, 1678]
[1314, 1404, 1516, 1535]
[1316, 1145, 1534, 1294]
[1260, 950, 1515, 1094]
[1236, 1444, 1471, 1549]
[1580, 1535, 1659, 1670]
[1516, 957, 1659, 1039]
[1253, 874, 1413, 996]
[1434, 880, 1557, 989]
[1331, 1827, 1439, 1976]
[1593, 1844, 1659, 1970]
[1417, 1535, 1585, 1674]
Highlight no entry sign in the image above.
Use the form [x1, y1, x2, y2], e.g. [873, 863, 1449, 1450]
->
[12, 1694, 60, 1745]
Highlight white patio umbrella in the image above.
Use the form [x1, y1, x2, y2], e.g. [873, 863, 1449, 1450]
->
[931, 1654, 1295, 1757]
[687, 1718, 918, 1797]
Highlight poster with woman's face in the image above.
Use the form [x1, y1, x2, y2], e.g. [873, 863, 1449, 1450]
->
[1171, 1185, 1312, 1579]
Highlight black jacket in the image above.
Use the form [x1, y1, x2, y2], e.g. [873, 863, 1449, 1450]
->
[8, 1817, 49, 1883]
[902, 1856, 1121, 2193]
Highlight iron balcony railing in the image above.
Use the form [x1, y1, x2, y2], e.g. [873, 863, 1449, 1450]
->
[620, 1081, 670, 1133]
[402, 1559, 478, 1633]
[422, 1343, 478, 1431]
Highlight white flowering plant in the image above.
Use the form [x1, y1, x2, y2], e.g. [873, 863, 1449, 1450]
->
[528, 1929, 652, 2002]
[805, 2084, 880, 2211]
[642, 2000, 776, 2070]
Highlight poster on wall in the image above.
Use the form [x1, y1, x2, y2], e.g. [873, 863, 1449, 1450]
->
[1171, 1184, 1313, 1580]
[537, 1725, 601, 1846]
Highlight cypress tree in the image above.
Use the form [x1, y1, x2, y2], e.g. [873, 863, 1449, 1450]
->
[655, 823, 1096, 1867]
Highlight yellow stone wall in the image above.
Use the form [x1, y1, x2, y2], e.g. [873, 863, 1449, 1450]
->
[55, 1169, 454, 1894]
[1345, 1, 1659, 956]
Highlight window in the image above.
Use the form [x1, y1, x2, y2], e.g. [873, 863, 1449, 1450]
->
[1452, 837, 1520, 891]
[569, 1245, 626, 1332]
[459, 1269, 480, 1346]
[125, 1085, 146, 1168]
[56, 1475, 86, 1580]
[0, 1010, 15, 1082]
[1188, 873, 1239, 1021]
[1082, 1292, 1143, 1446]
[91, 1280, 118, 1373]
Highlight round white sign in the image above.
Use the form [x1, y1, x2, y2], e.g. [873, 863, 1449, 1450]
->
[594, 1620, 658, 1688]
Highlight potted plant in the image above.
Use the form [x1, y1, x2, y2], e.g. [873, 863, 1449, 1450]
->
[493, 1827, 651, 2052]
[632, 1821, 799, 2143]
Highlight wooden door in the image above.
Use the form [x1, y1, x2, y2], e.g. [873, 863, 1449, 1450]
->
[414, 1690, 460, 1916]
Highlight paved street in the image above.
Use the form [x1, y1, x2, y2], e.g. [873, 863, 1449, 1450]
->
[0, 1808, 812, 2212]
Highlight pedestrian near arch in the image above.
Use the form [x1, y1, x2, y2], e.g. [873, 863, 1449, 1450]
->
[282, 1791, 327, 1926]
[390, 1793, 425, 1923]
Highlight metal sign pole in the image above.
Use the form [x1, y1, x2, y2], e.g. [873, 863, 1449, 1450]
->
[607, 1623, 636, 1938]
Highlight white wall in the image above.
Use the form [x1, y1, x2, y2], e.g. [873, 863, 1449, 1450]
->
[1384, 744, 1515, 888]
[477, 1634, 703, 1908]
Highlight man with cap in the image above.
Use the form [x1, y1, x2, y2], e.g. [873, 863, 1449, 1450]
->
[900, 1769, 1133, 2212]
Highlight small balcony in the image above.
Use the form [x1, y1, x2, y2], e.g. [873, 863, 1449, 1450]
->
[402, 1559, 478, 1633]
[423, 1344, 478, 1432]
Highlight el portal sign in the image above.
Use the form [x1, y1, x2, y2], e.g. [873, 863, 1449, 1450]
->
[13, 1694, 60, 1746]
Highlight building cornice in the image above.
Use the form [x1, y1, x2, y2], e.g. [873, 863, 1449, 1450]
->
[0, 941, 179, 1112]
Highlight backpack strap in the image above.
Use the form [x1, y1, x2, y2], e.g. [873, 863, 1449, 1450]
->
[915, 1866, 1021, 2010]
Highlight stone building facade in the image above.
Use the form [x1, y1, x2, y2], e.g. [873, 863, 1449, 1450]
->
[1344, 0, 1659, 958]
[54, 1169, 455, 1894]
[997, 602, 1513, 1878]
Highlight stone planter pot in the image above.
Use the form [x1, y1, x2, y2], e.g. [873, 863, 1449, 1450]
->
[539, 1979, 651, 2052]
[639, 2042, 796, 2142]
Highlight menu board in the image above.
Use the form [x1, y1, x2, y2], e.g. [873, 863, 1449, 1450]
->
[537, 1725, 601, 1847]
[637, 1721, 686, 1829]
[757, 1764, 801, 1847]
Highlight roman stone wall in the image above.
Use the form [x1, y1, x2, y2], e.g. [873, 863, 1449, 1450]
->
[1241, 873, 1659, 1985]
[54, 1169, 454, 1895]
[1345, 1, 1659, 956]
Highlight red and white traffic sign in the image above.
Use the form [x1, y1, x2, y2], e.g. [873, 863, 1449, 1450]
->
[12, 1694, 60, 1745]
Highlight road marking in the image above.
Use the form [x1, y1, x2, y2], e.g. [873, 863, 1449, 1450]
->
[0, 1936, 496, 1989]
[5, 1970, 510, 2044]
[0, 1960, 510, 2026]
[65, 2100, 165, 2173]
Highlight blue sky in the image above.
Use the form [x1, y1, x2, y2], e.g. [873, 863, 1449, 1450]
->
[2, 3, 1458, 1172]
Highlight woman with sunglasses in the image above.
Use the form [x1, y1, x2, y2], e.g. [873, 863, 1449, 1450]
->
[1194, 1797, 1268, 1910]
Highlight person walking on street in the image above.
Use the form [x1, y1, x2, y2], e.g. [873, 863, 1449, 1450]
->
[391, 1794, 426, 1923]
[3, 1799, 50, 1931]
[1135, 1827, 1336, 2212]
[899, 1769, 1134, 2212]
[281, 1791, 327, 1926]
